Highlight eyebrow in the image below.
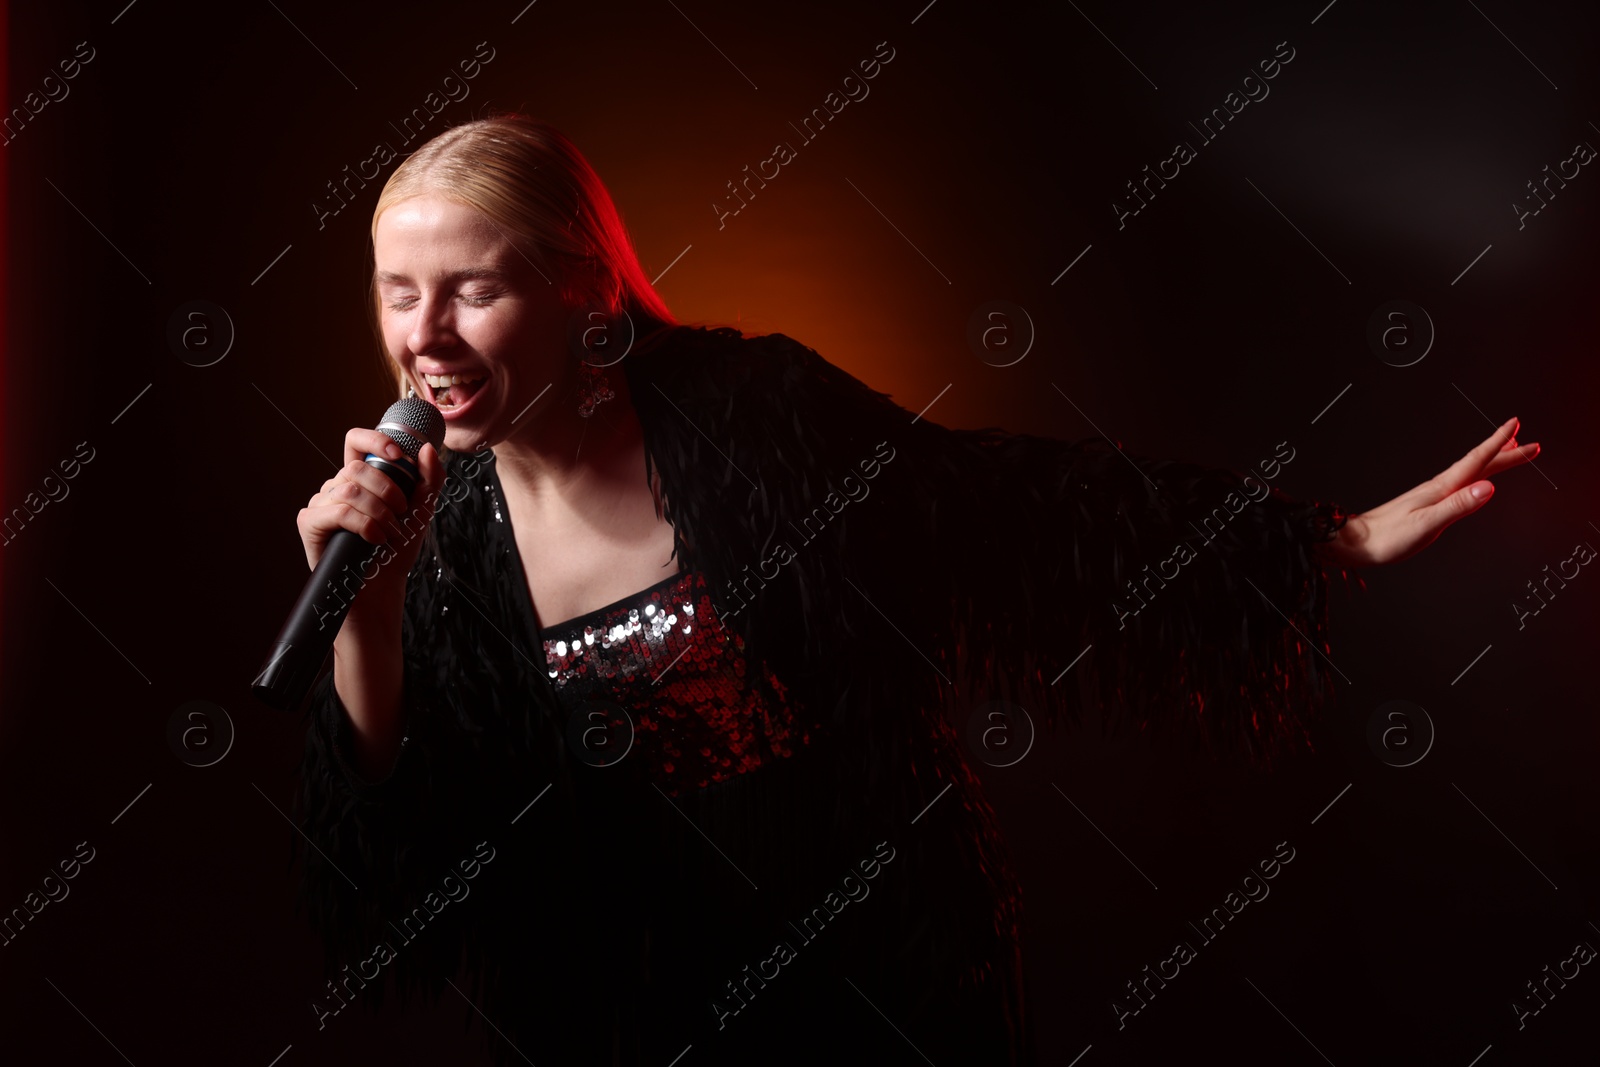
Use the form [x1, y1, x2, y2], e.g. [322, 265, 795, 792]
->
[374, 264, 515, 286]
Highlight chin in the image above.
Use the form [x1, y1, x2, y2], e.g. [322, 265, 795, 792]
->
[443, 428, 484, 454]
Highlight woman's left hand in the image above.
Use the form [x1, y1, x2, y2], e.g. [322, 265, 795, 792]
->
[1314, 416, 1541, 568]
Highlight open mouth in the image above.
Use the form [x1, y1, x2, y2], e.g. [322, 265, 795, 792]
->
[421, 371, 488, 412]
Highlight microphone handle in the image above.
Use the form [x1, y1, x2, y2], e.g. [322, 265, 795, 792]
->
[251, 452, 421, 711]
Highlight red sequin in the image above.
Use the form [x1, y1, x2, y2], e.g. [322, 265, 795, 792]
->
[541, 571, 814, 796]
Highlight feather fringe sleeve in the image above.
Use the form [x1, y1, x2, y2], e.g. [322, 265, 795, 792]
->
[925, 429, 1350, 762]
[289, 541, 479, 1011]
[289, 453, 575, 1017]
[708, 329, 1350, 763]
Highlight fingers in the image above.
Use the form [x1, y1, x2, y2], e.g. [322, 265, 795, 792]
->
[1394, 481, 1496, 563]
[303, 451, 412, 551]
[344, 427, 405, 467]
[1483, 441, 1541, 478]
[1427, 479, 1495, 528]
[314, 480, 402, 543]
[1433, 417, 1519, 496]
[418, 443, 446, 494]
[297, 496, 392, 563]
[411, 444, 447, 523]
[312, 500, 394, 546]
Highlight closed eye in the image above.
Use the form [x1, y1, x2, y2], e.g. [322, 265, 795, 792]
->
[385, 293, 498, 312]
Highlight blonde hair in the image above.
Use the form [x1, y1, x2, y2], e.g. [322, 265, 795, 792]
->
[366, 111, 676, 396]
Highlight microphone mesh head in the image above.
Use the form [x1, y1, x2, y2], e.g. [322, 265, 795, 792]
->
[376, 397, 446, 458]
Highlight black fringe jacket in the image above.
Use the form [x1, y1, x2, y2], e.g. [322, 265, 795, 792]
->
[291, 324, 1347, 1065]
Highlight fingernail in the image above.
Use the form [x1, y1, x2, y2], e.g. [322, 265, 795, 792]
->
[1471, 483, 1492, 500]
[386, 442, 402, 459]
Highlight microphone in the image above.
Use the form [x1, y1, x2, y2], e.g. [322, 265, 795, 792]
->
[251, 397, 445, 711]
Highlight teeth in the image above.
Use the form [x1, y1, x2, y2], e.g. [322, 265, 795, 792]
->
[422, 372, 486, 388]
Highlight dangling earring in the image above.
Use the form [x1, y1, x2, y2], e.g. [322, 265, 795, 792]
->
[576, 360, 615, 418]
[406, 384, 417, 400]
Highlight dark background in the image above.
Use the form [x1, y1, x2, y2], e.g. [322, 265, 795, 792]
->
[2, 0, 1596, 1063]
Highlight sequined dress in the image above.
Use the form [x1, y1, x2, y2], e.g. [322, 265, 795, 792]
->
[531, 562, 815, 796]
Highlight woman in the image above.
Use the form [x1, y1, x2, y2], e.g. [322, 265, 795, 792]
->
[291, 113, 1539, 1065]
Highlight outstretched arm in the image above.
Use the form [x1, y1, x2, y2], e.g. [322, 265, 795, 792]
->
[714, 329, 1543, 762]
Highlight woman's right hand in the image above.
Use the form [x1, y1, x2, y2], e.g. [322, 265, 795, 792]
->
[296, 427, 447, 612]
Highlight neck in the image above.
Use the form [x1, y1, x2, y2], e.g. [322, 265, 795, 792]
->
[488, 365, 643, 505]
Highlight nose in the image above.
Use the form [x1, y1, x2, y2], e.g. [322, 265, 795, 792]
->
[407, 290, 458, 357]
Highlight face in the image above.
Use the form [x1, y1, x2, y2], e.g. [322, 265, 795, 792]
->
[373, 195, 568, 453]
